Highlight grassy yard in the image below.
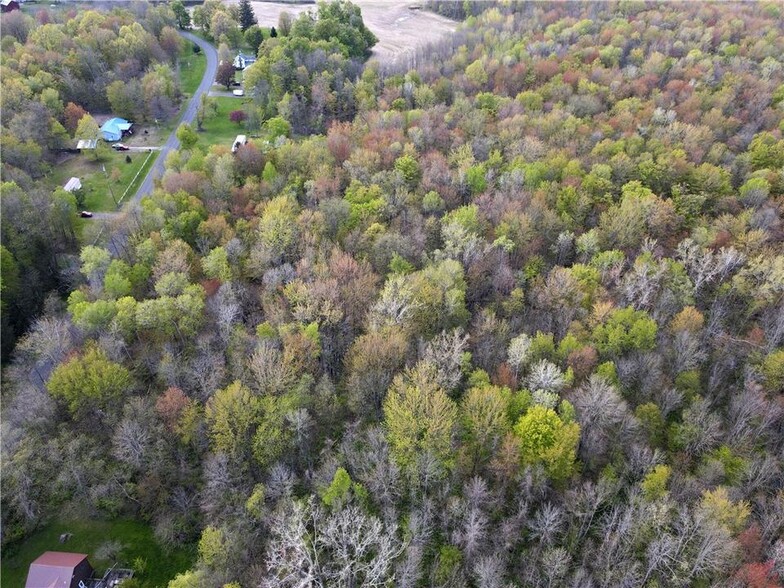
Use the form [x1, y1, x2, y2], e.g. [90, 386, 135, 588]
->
[179, 48, 207, 98]
[1, 514, 194, 588]
[48, 150, 157, 213]
[197, 95, 254, 149]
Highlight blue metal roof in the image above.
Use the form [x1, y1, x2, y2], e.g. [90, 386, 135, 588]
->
[100, 118, 132, 134]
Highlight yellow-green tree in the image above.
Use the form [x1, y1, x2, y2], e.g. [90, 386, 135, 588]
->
[384, 362, 458, 475]
[461, 384, 511, 469]
[198, 526, 229, 569]
[205, 381, 260, 457]
[513, 405, 580, 483]
[47, 343, 131, 417]
[699, 487, 750, 535]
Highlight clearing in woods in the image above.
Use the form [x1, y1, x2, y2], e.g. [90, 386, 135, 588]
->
[231, 1, 458, 67]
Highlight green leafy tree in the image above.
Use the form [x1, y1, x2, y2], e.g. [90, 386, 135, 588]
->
[167, 570, 204, 588]
[202, 246, 231, 281]
[313, 0, 377, 58]
[461, 384, 511, 469]
[80, 245, 112, 293]
[761, 349, 784, 393]
[0, 245, 20, 315]
[244, 25, 264, 53]
[592, 306, 658, 357]
[699, 487, 750, 534]
[258, 196, 299, 264]
[74, 113, 100, 141]
[172, 0, 191, 29]
[205, 380, 260, 457]
[641, 464, 671, 501]
[514, 405, 580, 483]
[47, 344, 132, 417]
[265, 116, 291, 139]
[176, 123, 198, 151]
[321, 467, 352, 508]
[465, 59, 488, 86]
[384, 363, 458, 475]
[106, 80, 140, 121]
[394, 153, 421, 185]
[198, 526, 229, 569]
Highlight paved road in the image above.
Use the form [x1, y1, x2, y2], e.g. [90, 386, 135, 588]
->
[129, 31, 217, 207]
[97, 31, 216, 255]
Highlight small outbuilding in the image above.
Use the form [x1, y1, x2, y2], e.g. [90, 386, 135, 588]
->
[1, 0, 20, 13]
[100, 118, 133, 142]
[76, 139, 97, 150]
[63, 177, 82, 193]
[233, 53, 256, 70]
[25, 552, 94, 588]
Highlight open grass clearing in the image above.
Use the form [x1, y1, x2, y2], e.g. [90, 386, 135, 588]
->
[48, 149, 157, 214]
[179, 46, 207, 98]
[197, 95, 255, 149]
[1, 511, 194, 588]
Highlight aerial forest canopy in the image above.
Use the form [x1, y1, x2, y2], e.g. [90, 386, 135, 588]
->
[2, 1, 784, 587]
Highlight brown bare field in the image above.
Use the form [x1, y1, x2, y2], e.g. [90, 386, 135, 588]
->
[229, 0, 458, 66]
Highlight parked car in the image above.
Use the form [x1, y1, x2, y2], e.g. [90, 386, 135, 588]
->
[112, 143, 129, 151]
[233, 89, 245, 96]
[80, 211, 94, 218]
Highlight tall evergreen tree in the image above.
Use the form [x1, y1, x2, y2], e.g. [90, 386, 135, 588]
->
[238, 0, 257, 32]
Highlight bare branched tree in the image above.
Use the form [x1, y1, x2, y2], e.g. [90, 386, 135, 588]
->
[262, 499, 403, 588]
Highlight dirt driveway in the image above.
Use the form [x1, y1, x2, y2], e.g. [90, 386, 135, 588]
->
[232, 1, 458, 66]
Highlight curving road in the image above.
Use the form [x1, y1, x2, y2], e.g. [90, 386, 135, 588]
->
[99, 31, 216, 255]
[129, 31, 218, 206]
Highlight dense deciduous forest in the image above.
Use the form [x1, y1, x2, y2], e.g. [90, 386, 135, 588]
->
[3, 1, 784, 587]
[0, 3, 184, 358]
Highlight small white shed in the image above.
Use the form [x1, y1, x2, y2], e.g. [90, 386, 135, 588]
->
[63, 177, 82, 192]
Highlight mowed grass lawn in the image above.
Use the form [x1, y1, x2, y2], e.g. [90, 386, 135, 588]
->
[197, 95, 254, 150]
[49, 149, 156, 213]
[179, 48, 207, 98]
[1, 514, 194, 588]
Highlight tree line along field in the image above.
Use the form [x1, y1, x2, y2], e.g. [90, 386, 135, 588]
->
[226, 0, 458, 65]
[2, 1, 784, 588]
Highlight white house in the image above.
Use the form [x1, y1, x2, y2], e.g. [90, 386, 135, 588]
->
[233, 53, 257, 70]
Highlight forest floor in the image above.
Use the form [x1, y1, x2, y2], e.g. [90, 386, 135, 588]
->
[228, 0, 458, 65]
[1, 507, 194, 588]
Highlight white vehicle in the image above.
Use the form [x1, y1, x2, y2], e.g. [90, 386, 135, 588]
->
[232, 135, 248, 153]
[233, 89, 245, 97]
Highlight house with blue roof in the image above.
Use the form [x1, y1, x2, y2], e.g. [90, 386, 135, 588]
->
[100, 117, 133, 142]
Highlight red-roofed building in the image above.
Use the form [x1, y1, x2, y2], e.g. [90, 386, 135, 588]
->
[25, 552, 94, 588]
[1, 0, 20, 13]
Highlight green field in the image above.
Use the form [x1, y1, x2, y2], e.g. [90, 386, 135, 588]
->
[197, 96, 254, 149]
[1, 514, 194, 588]
[179, 48, 207, 98]
[49, 149, 156, 213]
